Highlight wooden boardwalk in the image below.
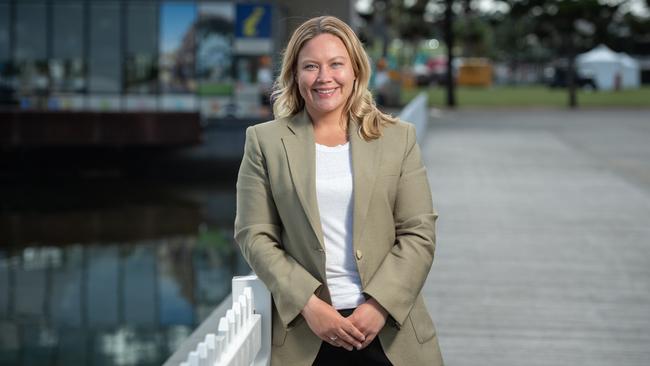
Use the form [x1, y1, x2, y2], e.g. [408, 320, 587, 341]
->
[421, 109, 650, 366]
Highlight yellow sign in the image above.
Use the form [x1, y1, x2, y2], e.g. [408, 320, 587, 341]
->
[243, 7, 265, 37]
[236, 4, 271, 38]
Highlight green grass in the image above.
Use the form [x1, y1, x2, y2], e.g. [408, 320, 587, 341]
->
[197, 82, 234, 96]
[401, 85, 650, 108]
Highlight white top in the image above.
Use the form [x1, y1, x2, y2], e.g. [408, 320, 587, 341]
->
[315, 141, 364, 309]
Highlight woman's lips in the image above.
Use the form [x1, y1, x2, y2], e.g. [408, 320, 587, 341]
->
[313, 87, 339, 97]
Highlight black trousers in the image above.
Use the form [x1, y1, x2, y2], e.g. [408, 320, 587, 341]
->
[312, 309, 393, 366]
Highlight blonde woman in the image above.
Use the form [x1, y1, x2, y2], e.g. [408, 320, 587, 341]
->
[235, 16, 443, 365]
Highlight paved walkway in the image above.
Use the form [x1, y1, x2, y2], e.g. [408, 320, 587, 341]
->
[421, 109, 650, 366]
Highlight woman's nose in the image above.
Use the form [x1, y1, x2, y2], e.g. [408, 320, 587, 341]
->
[316, 67, 332, 82]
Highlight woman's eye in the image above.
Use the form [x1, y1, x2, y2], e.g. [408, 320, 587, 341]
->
[304, 64, 317, 70]
[332, 62, 343, 68]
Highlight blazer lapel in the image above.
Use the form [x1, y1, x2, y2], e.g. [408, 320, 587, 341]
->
[280, 112, 383, 252]
[281, 110, 325, 249]
[350, 123, 382, 250]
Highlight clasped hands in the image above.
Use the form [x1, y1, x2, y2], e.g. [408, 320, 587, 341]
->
[301, 294, 388, 351]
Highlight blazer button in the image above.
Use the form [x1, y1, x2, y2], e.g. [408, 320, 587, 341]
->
[356, 250, 363, 260]
[316, 247, 324, 252]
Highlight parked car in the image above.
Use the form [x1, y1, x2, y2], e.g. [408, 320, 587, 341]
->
[546, 67, 598, 90]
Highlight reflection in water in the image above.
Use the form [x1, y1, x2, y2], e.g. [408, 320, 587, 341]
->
[0, 181, 249, 365]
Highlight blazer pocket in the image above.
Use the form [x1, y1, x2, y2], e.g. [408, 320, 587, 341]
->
[271, 319, 288, 346]
[271, 307, 288, 346]
[272, 325, 288, 346]
[408, 301, 437, 344]
[380, 173, 399, 178]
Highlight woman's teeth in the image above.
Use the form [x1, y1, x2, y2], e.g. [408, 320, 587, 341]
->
[316, 88, 336, 95]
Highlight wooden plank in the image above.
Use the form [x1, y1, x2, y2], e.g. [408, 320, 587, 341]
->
[422, 109, 650, 366]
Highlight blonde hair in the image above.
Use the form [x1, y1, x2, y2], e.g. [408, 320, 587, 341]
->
[271, 16, 397, 140]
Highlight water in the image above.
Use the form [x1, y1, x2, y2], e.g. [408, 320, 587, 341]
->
[0, 178, 249, 366]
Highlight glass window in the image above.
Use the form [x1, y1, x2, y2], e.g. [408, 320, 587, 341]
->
[196, 3, 234, 97]
[14, 1, 48, 100]
[160, 1, 197, 94]
[88, 1, 122, 93]
[51, 1, 85, 94]
[0, 2, 9, 62]
[125, 1, 158, 94]
[0, 1, 14, 108]
[14, 1, 47, 62]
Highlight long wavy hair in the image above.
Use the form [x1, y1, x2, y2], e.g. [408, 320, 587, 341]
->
[271, 16, 397, 140]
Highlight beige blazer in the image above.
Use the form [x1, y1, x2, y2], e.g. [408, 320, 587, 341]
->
[234, 110, 443, 366]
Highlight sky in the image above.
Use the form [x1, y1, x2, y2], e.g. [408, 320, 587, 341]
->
[160, 3, 197, 54]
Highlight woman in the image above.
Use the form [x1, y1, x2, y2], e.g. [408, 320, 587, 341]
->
[235, 16, 443, 366]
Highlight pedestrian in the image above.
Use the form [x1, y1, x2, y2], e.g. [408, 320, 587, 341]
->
[373, 57, 391, 106]
[234, 15, 442, 366]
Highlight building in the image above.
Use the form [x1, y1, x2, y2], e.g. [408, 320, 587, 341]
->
[0, 0, 352, 149]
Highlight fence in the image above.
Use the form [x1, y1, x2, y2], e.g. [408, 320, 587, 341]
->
[164, 276, 271, 366]
[398, 91, 429, 145]
[165, 92, 429, 366]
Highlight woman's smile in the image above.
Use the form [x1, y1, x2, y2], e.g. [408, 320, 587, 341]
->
[297, 33, 356, 120]
[313, 87, 339, 97]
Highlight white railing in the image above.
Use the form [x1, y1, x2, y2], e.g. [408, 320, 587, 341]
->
[398, 91, 429, 145]
[173, 275, 271, 366]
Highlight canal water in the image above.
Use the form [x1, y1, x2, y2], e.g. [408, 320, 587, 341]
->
[0, 175, 250, 366]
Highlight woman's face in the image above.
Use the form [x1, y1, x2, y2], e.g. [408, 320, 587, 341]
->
[296, 33, 356, 121]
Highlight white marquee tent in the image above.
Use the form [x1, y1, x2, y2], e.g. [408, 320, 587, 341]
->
[618, 52, 642, 89]
[576, 44, 641, 90]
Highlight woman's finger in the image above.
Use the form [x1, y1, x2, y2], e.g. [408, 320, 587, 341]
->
[360, 332, 376, 349]
[336, 329, 362, 350]
[327, 337, 340, 347]
[343, 321, 366, 343]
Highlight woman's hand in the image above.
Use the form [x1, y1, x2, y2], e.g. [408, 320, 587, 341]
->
[301, 295, 365, 351]
[347, 297, 388, 349]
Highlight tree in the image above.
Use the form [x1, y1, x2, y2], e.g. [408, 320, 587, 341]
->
[507, 0, 626, 107]
[454, 1, 496, 58]
[612, 10, 650, 55]
[357, 0, 435, 58]
[445, 0, 456, 107]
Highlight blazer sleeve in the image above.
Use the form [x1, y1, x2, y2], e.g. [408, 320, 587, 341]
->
[234, 126, 322, 328]
[363, 123, 437, 327]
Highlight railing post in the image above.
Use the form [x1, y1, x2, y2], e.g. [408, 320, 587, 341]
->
[187, 351, 199, 366]
[205, 334, 216, 365]
[197, 342, 207, 365]
[232, 275, 271, 366]
[166, 275, 271, 366]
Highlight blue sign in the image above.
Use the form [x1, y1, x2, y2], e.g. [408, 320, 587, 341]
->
[235, 4, 272, 38]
